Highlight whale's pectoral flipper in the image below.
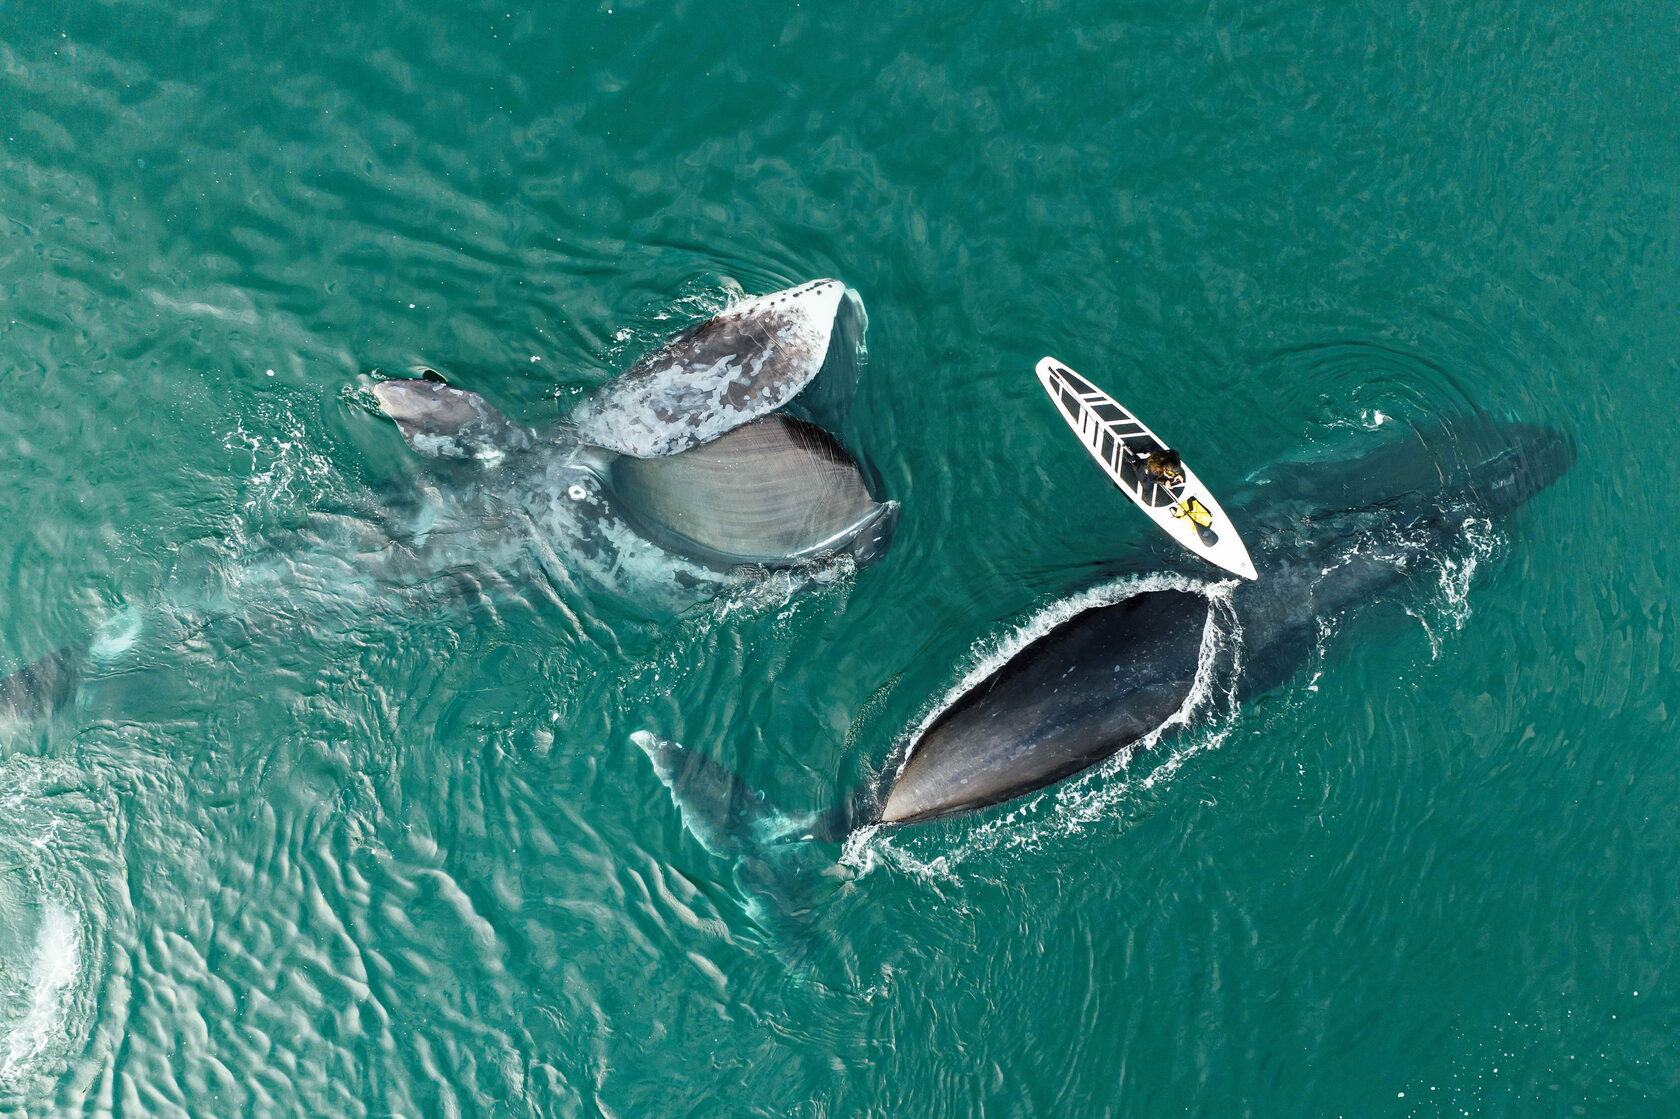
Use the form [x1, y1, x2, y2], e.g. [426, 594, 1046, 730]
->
[373, 380, 532, 460]
[608, 415, 899, 569]
[631, 731, 860, 854]
[631, 731, 783, 859]
[632, 731, 864, 980]
[572, 280, 856, 458]
[0, 644, 84, 727]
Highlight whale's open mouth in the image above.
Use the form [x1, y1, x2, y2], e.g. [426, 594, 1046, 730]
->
[365, 280, 895, 609]
[876, 574, 1240, 827]
[603, 414, 896, 572]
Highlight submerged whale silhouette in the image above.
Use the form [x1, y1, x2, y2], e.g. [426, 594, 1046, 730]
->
[634, 416, 1572, 871]
[0, 280, 896, 726]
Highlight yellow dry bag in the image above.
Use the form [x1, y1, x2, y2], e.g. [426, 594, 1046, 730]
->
[1173, 497, 1214, 529]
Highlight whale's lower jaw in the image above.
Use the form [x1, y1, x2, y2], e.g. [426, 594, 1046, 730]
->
[504, 432, 893, 611]
[598, 413, 896, 575]
[835, 501, 899, 568]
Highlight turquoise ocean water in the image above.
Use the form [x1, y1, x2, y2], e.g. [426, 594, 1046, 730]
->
[0, 0, 1676, 1114]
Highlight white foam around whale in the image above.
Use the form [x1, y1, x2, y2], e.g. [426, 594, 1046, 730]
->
[0, 760, 107, 1099]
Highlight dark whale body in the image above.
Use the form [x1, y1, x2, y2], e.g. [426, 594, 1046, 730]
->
[635, 417, 1574, 861]
[877, 419, 1574, 825]
[880, 590, 1208, 824]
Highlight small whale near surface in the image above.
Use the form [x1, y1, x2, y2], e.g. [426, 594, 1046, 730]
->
[635, 416, 1574, 855]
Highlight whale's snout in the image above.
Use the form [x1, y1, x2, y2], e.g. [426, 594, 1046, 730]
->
[372, 379, 531, 459]
[1471, 422, 1574, 516]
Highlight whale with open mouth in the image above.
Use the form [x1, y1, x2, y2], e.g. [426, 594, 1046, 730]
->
[368, 279, 897, 609]
[631, 416, 1572, 941]
[0, 280, 897, 726]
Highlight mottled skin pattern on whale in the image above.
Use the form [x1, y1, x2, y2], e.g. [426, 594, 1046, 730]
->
[569, 280, 849, 458]
[364, 280, 891, 610]
[0, 281, 893, 738]
[371, 380, 532, 461]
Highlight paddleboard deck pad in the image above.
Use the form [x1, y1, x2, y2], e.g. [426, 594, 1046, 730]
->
[1035, 356, 1258, 581]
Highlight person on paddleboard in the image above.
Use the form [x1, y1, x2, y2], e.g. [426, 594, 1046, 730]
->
[1139, 448, 1212, 531]
[1141, 448, 1185, 486]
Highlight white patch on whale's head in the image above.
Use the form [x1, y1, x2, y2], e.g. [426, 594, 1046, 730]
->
[373, 380, 529, 460]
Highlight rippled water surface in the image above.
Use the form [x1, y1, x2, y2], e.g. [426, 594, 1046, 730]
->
[2, 1, 1677, 1115]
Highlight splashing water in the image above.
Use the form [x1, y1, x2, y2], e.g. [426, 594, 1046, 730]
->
[0, 904, 81, 1082]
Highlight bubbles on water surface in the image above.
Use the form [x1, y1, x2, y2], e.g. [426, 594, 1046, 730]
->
[0, 887, 81, 1082]
[1400, 515, 1506, 657]
[220, 403, 341, 522]
[0, 758, 110, 1105]
[710, 555, 860, 624]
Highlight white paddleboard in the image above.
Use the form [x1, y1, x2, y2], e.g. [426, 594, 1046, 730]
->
[1035, 356, 1258, 581]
